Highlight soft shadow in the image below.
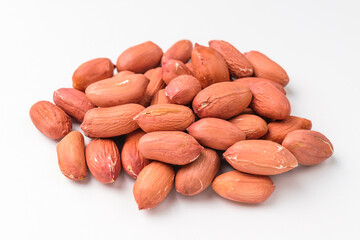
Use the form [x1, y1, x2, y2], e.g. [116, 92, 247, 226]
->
[104, 171, 132, 190]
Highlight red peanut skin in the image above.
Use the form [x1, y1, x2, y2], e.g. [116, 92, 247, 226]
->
[81, 104, 144, 138]
[234, 77, 286, 95]
[249, 81, 291, 120]
[229, 114, 268, 139]
[161, 39, 193, 65]
[192, 82, 252, 119]
[121, 130, 150, 178]
[209, 40, 253, 78]
[264, 116, 312, 143]
[139, 67, 165, 107]
[72, 58, 114, 91]
[223, 140, 298, 175]
[57, 131, 87, 181]
[162, 59, 193, 85]
[86, 138, 121, 183]
[30, 101, 72, 140]
[282, 130, 334, 166]
[138, 131, 204, 165]
[187, 118, 246, 150]
[116, 41, 163, 73]
[165, 75, 202, 105]
[53, 88, 95, 122]
[133, 162, 174, 210]
[244, 51, 289, 86]
[151, 89, 170, 105]
[212, 171, 275, 203]
[175, 148, 220, 196]
[191, 43, 230, 88]
[134, 104, 195, 132]
[85, 74, 149, 107]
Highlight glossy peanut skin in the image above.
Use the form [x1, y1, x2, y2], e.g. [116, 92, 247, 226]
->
[212, 171, 275, 203]
[133, 162, 174, 210]
[53, 88, 95, 122]
[249, 81, 291, 120]
[162, 59, 193, 85]
[209, 40, 253, 78]
[264, 116, 312, 143]
[30, 101, 72, 139]
[193, 82, 252, 119]
[57, 131, 87, 180]
[191, 43, 230, 88]
[138, 131, 204, 165]
[165, 75, 202, 105]
[229, 114, 268, 139]
[134, 104, 195, 132]
[282, 130, 334, 165]
[116, 41, 163, 73]
[176, 148, 220, 196]
[121, 130, 150, 178]
[139, 67, 165, 106]
[161, 39, 193, 65]
[244, 51, 289, 86]
[72, 58, 114, 91]
[187, 118, 246, 150]
[223, 140, 298, 175]
[85, 74, 149, 107]
[86, 138, 121, 183]
[151, 89, 171, 105]
[234, 77, 286, 95]
[81, 104, 144, 138]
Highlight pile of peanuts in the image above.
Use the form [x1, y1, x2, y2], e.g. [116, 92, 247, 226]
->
[30, 40, 334, 210]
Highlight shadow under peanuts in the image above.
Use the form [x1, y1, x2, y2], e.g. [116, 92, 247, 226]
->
[269, 156, 337, 204]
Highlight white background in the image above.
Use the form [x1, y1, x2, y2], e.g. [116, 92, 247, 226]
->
[1, 0, 359, 239]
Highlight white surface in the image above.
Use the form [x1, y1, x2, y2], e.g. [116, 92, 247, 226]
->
[1, 0, 359, 239]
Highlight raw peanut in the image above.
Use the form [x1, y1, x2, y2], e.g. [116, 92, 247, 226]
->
[165, 75, 202, 105]
[229, 114, 268, 139]
[85, 74, 149, 107]
[264, 116, 312, 143]
[56, 131, 87, 180]
[193, 82, 252, 119]
[121, 130, 150, 178]
[185, 62, 194, 74]
[139, 67, 165, 106]
[116, 41, 163, 73]
[81, 103, 144, 138]
[187, 118, 246, 150]
[176, 148, 220, 196]
[249, 81, 291, 120]
[223, 140, 298, 175]
[282, 130, 334, 166]
[114, 70, 134, 78]
[244, 51, 289, 86]
[234, 77, 286, 95]
[138, 131, 203, 165]
[150, 89, 170, 105]
[29, 101, 72, 140]
[133, 162, 174, 210]
[134, 104, 195, 132]
[209, 40, 253, 78]
[161, 39, 193, 65]
[72, 58, 114, 91]
[86, 138, 121, 183]
[212, 171, 275, 203]
[191, 43, 230, 88]
[53, 88, 95, 122]
[162, 60, 193, 85]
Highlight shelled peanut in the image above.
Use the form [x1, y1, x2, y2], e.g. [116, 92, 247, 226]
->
[29, 39, 334, 210]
